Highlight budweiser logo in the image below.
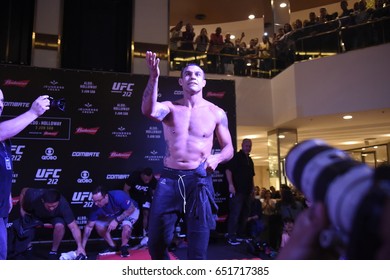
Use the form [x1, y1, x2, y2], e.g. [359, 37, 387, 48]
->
[108, 151, 133, 159]
[75, 127, 100, 135]
[3, 79, 30, 87]
[43, 131, 59, 136]
[206, 91, 225, 98]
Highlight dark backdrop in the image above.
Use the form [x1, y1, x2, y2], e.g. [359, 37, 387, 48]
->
[0, 64, 236, 240]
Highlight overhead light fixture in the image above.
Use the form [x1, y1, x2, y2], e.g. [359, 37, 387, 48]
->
[341, 141, 360, 145]
[280, 3, 287, 8]
[343, 115, 353, 120]
[248, 14, 255, 20]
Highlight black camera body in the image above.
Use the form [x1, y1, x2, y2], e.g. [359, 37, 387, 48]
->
[285, 139, 389, 259]
[48, 97, 65, 111]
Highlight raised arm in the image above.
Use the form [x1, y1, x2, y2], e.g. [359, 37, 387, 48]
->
[141, 51, 170, 122]
[0, 95, 50, 141]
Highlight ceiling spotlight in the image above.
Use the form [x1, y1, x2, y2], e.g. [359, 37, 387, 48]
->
[343, 115, 353, 120]
[248, 14, 255, 20]
[280, 3, 287, 8]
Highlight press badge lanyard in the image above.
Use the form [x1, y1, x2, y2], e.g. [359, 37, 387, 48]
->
[1, 141, 12, 170]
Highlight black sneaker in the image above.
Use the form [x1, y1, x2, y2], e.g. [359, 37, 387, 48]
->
[227, 238, 241, 246]
[120, 246, 129, 257]
[48, 250, 59, 260]
[75, 253, 87, 260]
[98, 246, 117, 256]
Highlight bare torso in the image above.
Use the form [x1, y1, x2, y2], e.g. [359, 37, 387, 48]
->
[162, 99, 221, 169]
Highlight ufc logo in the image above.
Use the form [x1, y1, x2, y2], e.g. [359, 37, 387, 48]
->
[11, 145, 25, 155]
[35, 168, 62, 178]
[72, 192, 92, 201]
[112, 82, 134, 92]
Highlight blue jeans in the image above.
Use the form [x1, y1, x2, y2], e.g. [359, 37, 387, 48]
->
[148, 163, 217, 260]
[0, 217, 8, 260]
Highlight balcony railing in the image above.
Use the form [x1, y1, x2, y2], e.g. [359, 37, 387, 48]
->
[169, 10, 390, 79]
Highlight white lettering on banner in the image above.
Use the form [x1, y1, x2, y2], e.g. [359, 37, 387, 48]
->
[106, 174, 130, 180]
[77, 170, 93, 184]
[34, 169, 62, 185]
[71, 192, 93, 205]
[3, 102, 30, 108]
[11, 145, 25, 162]
[71, 151, 100, 157]
[112, 82, 134, 92]
[41, 147, 57, 161]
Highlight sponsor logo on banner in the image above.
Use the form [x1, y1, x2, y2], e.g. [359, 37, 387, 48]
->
[108, 151, 132, 159]
[2, 79, 30, 87]
[77, 170, 93, 184]
[78, 103, 99, 114]
[71, 192, 93, 208]
[42, 131, 59, 137]
[74, 127, 100, 135]
[41, 147, 58, 160]
[111, 82, 134, 97]
[71, 151, 100, 158]
[76, 216, 89, 227]
[4, 101, 30, 108]
[34, 168, 62, 185]
[145, 126, 162, 139]
[106, 174, 130, 180]
[112, 126, 132, 138]
[212, 169, 224, 183]
[173, 90, 183, 96]
[11, 145, 25, 162]
[214, 191, 227, 204]
[43, 80, 65, 92]
[206, 91, 226, 98]
[9, 117, 71, 140]
[144, 150, 164, 162]
[80, 81, 97, 94]
[113, 103, 130, 116]
[12, 173, 18, 184]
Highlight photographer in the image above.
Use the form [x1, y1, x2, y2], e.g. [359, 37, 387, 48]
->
[278, 197, 390, 260]
[278, 139, 390, 260]
[0, 91, 50, 260]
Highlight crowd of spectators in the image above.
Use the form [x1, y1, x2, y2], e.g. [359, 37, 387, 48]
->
[169, 0, 390, 78]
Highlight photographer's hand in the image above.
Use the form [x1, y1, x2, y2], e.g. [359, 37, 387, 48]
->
[277, 203, 337, 259]
[30, 95, 50, 116]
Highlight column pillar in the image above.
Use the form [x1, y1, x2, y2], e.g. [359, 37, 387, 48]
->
[31, 0, 63, 68]
[132, 0, 169, 76]
[267, 128, 297, 190]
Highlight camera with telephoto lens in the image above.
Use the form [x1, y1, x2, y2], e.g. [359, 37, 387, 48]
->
[48, 96, 65, 112]
[285, 139, 390, 259]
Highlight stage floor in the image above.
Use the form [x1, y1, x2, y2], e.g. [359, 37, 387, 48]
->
[9, 236, 267, 260]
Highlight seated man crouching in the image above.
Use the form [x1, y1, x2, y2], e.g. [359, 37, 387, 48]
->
[81, 186, 139, 257]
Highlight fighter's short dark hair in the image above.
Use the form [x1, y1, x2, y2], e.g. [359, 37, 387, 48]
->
[42, 189, 61, 203]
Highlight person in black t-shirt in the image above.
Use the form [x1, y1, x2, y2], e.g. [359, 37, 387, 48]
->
[225, 138, 255, 245]
[123, 167, 157, 239]
[18, 188, 85, 259]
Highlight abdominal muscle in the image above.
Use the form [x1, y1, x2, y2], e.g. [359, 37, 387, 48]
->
[163, 134, 213, 170]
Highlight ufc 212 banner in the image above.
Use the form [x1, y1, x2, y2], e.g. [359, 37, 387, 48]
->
[0, 64, 236, 240]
